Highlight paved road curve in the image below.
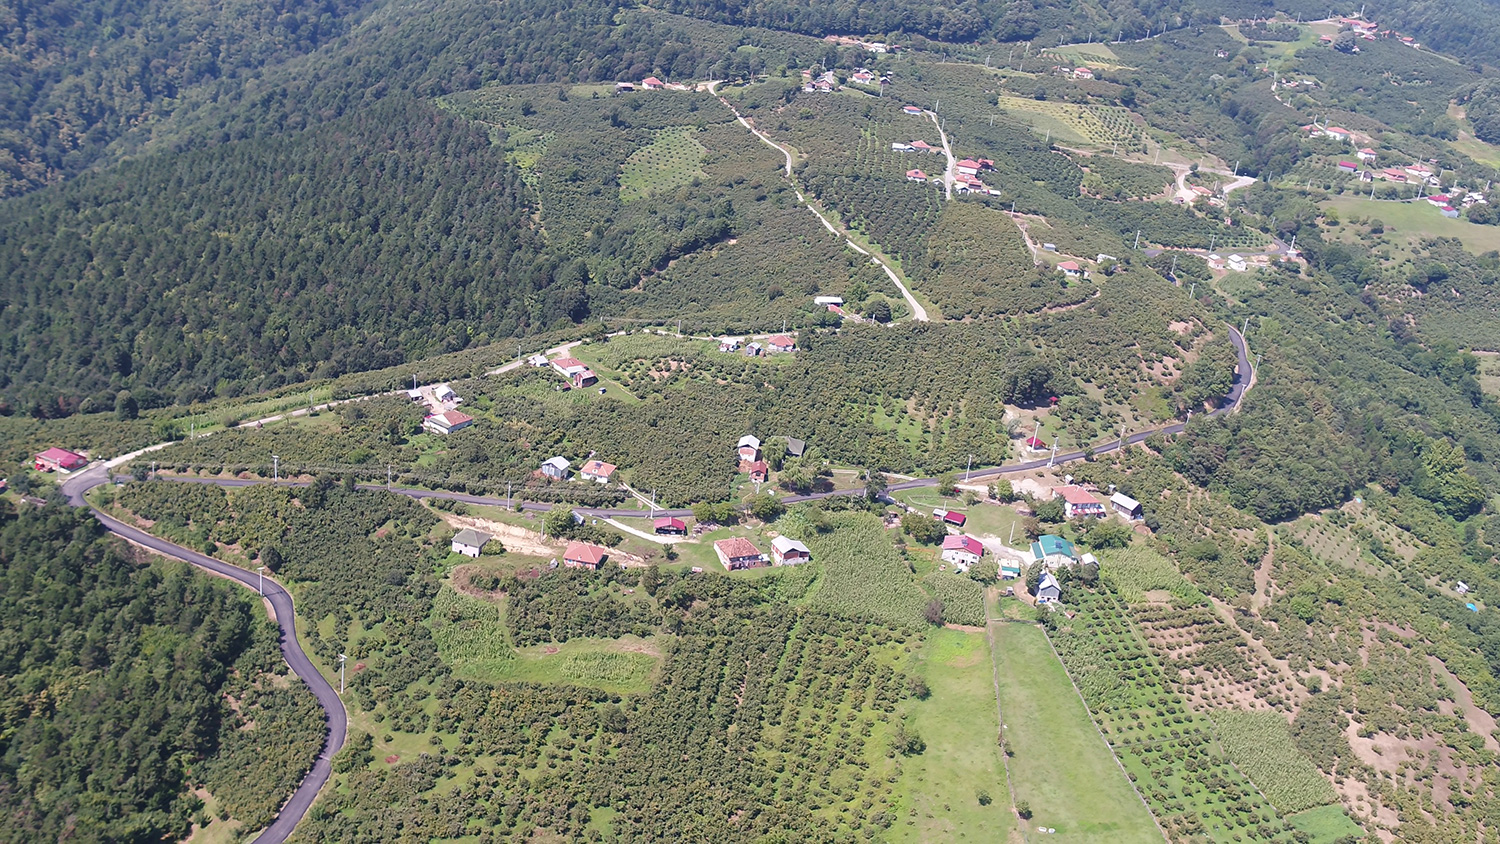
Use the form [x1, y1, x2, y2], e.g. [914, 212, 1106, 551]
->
[62, 467, 346, 844]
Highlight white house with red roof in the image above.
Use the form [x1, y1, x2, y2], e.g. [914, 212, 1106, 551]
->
[902, 105, 923, 115]
[714, 537, 767, 570]
[909, 140, 935, 152]
[748, 460, 770, 483]
[1427, 194, 1452, 207]
[550, 356, 598, 388]
[956, 158, 982, 176]
[1357, 147, 1378, 161]
[1337, 161, 1358, 174]
[34, 447, 87, 472]
[1073, 67, 1094, 79]
[564, 541, 608, 569]
[771, 536, 811, 566]
[907, 169, 928, 182]
[580, 459, 616, 483]
[767, 335, 796, 353]
[1057, 485, 1106, 519]
[1025, 436, 1049, 453]
[641, 77, 664, 90]
[1057, 260, 1082, 277]
[941, 534, 984, 570]
[424, 409, 474, 435]
[738, 435, 762, 464]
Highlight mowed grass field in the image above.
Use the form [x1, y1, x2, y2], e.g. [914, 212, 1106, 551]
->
[989, 621, 1160, 843]
[619, 126, 707, 202]
[1477, 351, 1500, 397]
[888, 628, 1014, 843]
[1285, 804, 1366, 843]
[1325, 196, 1500, 257]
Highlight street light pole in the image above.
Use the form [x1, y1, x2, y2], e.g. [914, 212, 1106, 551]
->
[273, 454, 279, 482]
[339, 653, 347, 695]
[257, 566, 266, 596]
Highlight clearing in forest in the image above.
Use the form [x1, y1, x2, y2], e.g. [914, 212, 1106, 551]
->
[988, 622, 1160, 843]
[888, 628, 1014, 842]
[620, 126, 707, 201]
[996, 97, 1147, 152]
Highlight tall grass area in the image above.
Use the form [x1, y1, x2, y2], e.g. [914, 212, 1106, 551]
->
[805, 512, 928, 626]
[1101, 546, 1205, 604]
[1209, 710, 1338, 813]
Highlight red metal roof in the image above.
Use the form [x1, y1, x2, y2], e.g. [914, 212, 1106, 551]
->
[1025, 437, 1048, 448]
[434, 410, 473, 426]
[942, 510, 967, 525]
[942, 534, 984, 556]
[36, 447, 85, 465]
[654, 517, 686, 531]
[767, 335, 795, 347]
[1338, 161, 1357, 168]
[564, 541, 606, 565]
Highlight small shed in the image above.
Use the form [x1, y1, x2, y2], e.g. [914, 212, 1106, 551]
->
[1110, 491, 1142, 519]
[541, 456, 571, 480]
[653, 517, 687, 535]
[771, 536, 812, 566]
[451, 528, 492, 558]
[785, 437, 807, 458]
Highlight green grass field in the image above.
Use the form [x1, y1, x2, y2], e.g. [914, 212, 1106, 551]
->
[1285, 805, 1366, 843]
[996, 97, 1147, 151]
[620, 126, 707, 202]
[1477, 352, 1500, 396]
[1326, 196, 1500, 257]
[989, 622, 1159, 843]
[888, 628, 1014, 842]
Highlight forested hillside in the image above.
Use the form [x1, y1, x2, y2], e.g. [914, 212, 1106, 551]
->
[0, 99, 556, 417]
[0, 504, 322, 841]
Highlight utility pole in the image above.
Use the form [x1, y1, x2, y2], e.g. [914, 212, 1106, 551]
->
[1133, 230, 1142, 250]
[1119, 423, 1127, 453]
[965, 454, 973, 482]
[387, 465, 392, 491]
[1170, 253, 1178, 278]
[507, 481, 512, 507]
[1242, 316, 1250, 335]
[1189, 281, 1197, 299]
[257, 566, 266, 596]
[338, 654, 347, 695]
[1209, 234, 1217, 252]
[1047, 440, 1058, 467]
[273, 454, 279, 482]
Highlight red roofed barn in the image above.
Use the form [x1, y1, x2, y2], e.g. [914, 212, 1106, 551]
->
[35, 447, 87, 472]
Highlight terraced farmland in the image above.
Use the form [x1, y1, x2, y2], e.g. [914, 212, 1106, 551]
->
[620, 126, 707, 202]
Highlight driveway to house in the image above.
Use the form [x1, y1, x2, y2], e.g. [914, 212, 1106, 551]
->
[928, 110, 956, 200]
[711, 82, 928, 322]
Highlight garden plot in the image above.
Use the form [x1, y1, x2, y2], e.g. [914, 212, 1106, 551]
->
[620, 126, 708, 202]
[997, 97, 1147, 151]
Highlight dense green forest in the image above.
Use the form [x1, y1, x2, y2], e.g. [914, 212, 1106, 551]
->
[0, 99, 554, 416]
[0, 504, 322, 840]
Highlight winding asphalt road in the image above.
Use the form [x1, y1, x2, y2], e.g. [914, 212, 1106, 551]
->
[56, 325, 1251, 841]
[61, 467, 346, 844]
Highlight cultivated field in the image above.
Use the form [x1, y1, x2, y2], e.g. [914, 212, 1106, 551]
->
[620, 126, 707, 202]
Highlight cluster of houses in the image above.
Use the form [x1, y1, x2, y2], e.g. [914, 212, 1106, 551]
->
[1206, 253, 1252, 273]
[537, 455, 618, 484]
[1316, 16, 1421, 49]
[821, 34, 898, 54]
[802, 69, 840, 93]
[955, 158, 1000, 195]
[718, 334, 796, 356]
[850, 67, 889, 86]
[409, 382, 474, 436]
[713, 534, 811, 570]
[1421, 191, 1489, 219]
[1049, 65, 1097, 80]
[614, 77, 692, 93]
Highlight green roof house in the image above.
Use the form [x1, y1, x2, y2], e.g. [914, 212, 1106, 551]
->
[1030, 534, 1078, 568]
